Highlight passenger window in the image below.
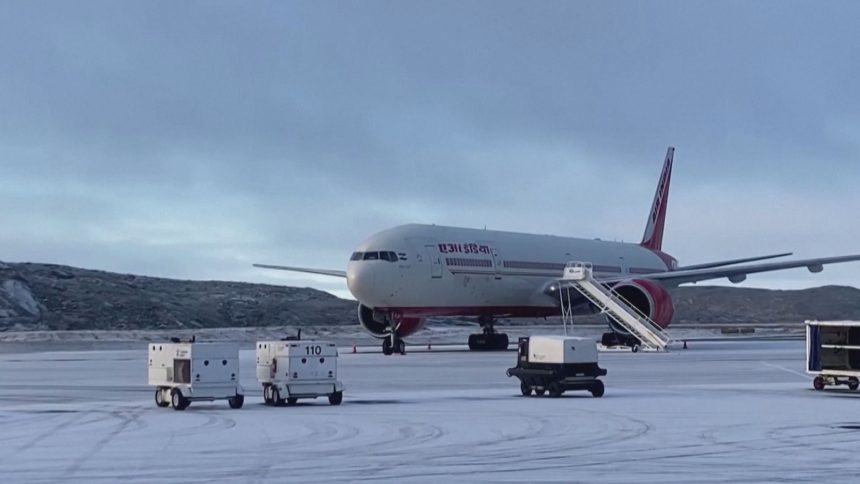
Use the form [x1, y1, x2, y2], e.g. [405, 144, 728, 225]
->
[350, 252, 363, 261]
[363, 252, 379, 260]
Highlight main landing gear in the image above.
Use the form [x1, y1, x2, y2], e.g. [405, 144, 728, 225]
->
[468, 317, 510, 351]
[601, 331, 642, 352]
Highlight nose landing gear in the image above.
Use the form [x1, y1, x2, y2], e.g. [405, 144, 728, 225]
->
[382, 334, 406, 355]
[381, 317, 406, 356]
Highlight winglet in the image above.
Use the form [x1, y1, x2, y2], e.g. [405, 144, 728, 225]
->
[640, 147, 674, 251]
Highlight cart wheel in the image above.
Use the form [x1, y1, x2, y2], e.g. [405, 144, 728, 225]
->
[590, 380, 605, 398]
[813, 376, 825, 391]
[849, 378, 859, 391]
[328, 391, 343, 405]
[631, 344, 640, 353]
[534, 388, 546, 397]
[548, 383, 563, 398]
[171, 389, 189, 411]
[228, 394, 244, 409]
[155, 388, 169, 408]
[519, 382, 532, 396]
[272, 387, 285, 406]
[286, 397, 298, 406]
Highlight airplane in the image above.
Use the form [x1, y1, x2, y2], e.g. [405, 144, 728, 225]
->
[255, 147, 860, 355]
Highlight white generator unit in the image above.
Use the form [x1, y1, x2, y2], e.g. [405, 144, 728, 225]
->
[806, 320, 860, 391]
[148, 342, 244, 410]
[256, 340, 344, 406]
[506, 335, 606, 398]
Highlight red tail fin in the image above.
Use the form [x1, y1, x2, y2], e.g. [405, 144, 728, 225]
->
[640, 147, 674, 251]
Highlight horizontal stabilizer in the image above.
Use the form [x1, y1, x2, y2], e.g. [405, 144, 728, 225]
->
[253, 264, 347, 278]
[675, 252, 793, 271]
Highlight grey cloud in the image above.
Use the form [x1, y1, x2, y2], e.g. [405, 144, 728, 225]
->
[1, 1, 859, 293]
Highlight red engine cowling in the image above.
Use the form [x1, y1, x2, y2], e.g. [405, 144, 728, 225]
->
[610, 279, 674, 329]
[357, 304, 425, 339]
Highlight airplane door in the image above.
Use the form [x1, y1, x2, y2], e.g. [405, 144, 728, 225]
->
[425, 245, 443, 278]
[491, 248, 503, 279]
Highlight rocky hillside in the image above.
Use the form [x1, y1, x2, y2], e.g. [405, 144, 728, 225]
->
[1, 261, 859, 331]
[0, 261, 355, 331]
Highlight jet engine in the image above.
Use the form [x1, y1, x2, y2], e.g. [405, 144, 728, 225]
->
[609, 279, 675, 329]
[357, 304, 425, 339]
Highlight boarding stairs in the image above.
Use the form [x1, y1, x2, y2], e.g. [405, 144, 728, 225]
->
[559, 261, 672, 351]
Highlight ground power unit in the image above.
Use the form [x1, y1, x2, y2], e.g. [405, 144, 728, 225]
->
[506, 335, 607, 398]
[148, 342, 244, 410]
[806, 320, 860, 391]
[256, 340, 344, 405]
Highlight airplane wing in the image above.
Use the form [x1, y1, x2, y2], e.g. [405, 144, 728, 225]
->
[674, 252, 792, 271]
[253, 264, 347, 278]
[600, 254, 860, 286]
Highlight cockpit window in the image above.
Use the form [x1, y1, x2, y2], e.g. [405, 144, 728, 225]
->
[350, 252, 363, 261]
[363, 251, 379, 260]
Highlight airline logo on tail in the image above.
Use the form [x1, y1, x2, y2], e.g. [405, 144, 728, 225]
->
[640, 147, 674, 251]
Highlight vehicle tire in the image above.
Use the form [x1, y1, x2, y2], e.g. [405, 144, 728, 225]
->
[631, 344, 640, 353]
[382, 338, 394, 356]
[272, 387, 285, 406]
[263, 385, 273, 405]
[590, 380, 605, 398]
[329, 391, 343, 405]
[813, 376, 825, 391]
[849, 378, 859, 391]
[228, 394, 244, 409]
[155, 388, 169, 408]
[286, 397, 298, 406]
[520, 382, 532, 396]
[395, 339, 406, 355]
[548, 383, 563, 398]
[534, 388, 546, 397]
[171, 389, 189, 411]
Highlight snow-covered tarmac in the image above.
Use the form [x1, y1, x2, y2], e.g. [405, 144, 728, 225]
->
[1, 340, 859, 483]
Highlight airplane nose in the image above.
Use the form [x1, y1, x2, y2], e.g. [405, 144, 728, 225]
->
[347, 263, 375, 302]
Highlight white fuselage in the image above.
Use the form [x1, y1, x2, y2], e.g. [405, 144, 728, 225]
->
[346, 224, 673, 318]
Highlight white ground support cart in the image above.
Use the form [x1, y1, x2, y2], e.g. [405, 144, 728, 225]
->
[506, 335, 607, 398]
[256, 340, 344, 406]
[806, 320, 860, 391]
[148, 341, 244, 411]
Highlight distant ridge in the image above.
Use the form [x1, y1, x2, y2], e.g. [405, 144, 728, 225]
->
[1, 261, 859, 331]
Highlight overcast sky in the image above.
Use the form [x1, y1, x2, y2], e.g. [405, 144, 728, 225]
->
[1, 1, 859, 299]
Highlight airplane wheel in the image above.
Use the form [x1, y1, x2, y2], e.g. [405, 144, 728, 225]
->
[590, 380, 605, 398]
[495, 333, 509, 351]
[467, 334, 478, 350]
[382, 338, 394, 356]
[631, 344, 640, 353]
[520, 382, 532, 396]
[813, 376, 825, 391]
[534, 388, 546, 397]
[395, 339, 406, 355]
